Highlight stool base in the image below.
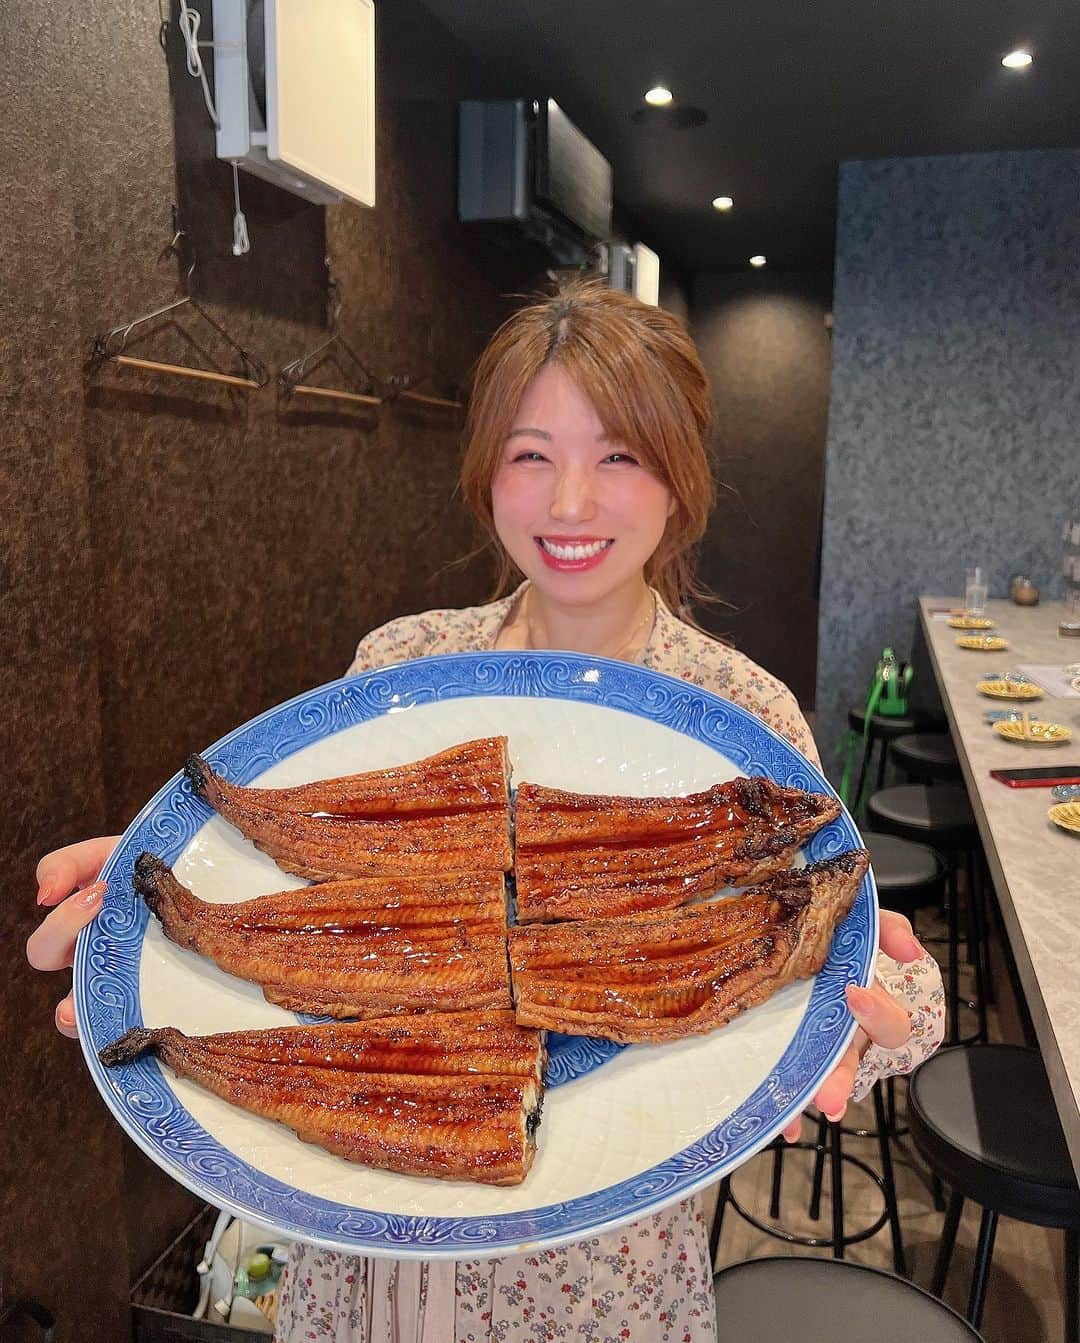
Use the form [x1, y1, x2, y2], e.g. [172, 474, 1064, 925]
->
[710, 1089, 906, 1276]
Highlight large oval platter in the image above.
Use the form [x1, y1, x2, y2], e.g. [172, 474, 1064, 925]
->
[75, 651, 877, 1258]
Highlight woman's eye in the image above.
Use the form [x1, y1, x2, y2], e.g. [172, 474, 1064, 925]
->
[602, 452, 639, 466]
[510, 450, 549, 463]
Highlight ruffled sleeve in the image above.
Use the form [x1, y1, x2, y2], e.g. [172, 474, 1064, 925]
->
[851, 950, 946, 1101]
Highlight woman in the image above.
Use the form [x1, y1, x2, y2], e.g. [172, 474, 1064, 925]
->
[29, 281, 943, 1342]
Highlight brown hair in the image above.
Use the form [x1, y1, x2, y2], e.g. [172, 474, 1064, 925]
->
[459, 279, 715, 615]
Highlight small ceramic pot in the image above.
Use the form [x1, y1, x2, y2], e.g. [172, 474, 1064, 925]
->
[1010, 575, 1040, 606]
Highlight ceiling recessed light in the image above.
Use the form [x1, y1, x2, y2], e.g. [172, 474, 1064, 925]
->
[749, 254, 766, 268]
[1001, 49, 1033, 69]
[712, 195, 734, 212]
[644, 86, 673, 106]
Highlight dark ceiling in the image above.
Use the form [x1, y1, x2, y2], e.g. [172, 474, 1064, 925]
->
[419, 0, 1080, 276]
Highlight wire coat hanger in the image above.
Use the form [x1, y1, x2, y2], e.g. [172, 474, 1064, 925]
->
[91, 230, 269, 389]
[278, 267, 383, 408]
[384, 372, 463, 411]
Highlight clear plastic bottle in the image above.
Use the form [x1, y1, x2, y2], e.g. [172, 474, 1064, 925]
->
[1063, 516, 1080, 633]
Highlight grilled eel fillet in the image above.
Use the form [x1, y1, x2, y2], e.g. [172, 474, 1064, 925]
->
[184, 737, 512, 882]
[509, 849, 868, 1044]
[99, 1010, 545, 1185]
[513, 776, 843, 921]
[133, 853, 512, 1018]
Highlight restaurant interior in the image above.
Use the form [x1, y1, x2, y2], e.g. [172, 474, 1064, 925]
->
[4, 1, 1080, 1340]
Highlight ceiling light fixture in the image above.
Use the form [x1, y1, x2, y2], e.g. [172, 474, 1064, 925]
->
[1001, 49, 1033, 69]
[749, 254, 766, 268]
[712, 195, 734, 211]
[644, 86, 673, 106]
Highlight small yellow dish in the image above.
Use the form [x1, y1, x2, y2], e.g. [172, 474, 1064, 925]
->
[957, 635, 1009, 651]
[1049, 802, 1080, 835]
[976, 679, 1043, 700]
[948, 616, 995, 630]
[993, 719, 1072, 745]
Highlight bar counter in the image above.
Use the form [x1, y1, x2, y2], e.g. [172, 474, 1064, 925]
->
[919, 596, 1080, 1172]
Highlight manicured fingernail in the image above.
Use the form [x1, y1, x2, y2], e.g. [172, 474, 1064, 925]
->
[36, 879, 56, 906]
[77, 881, 106, 907]
[56, 1001, 75, 1028]
[823, 1109, 845, 1123]
[847, 984, 873, 1010]
[902, 934, 925, 961]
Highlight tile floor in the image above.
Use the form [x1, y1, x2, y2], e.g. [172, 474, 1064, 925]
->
[707, 908, 1069, 1342]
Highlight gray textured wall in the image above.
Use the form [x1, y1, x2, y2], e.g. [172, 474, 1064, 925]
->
[816, 149, 1080, 777]
[691, 272, 833, 708]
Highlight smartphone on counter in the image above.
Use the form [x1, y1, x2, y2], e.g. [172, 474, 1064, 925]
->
[990, 765, 1080, 788]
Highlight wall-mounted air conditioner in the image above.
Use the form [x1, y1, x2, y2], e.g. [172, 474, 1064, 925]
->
[459, 99, 612, 265]
[212, 0, 375, 207]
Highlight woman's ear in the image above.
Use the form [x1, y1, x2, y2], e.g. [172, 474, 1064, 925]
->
[667, 493, 677, 518]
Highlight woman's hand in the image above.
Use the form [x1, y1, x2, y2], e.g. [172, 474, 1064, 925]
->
[781, 908, 924, 1141]
[27, 836, 121, 1039]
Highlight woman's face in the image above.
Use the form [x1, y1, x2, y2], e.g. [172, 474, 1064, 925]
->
[491, 363, 673, 607]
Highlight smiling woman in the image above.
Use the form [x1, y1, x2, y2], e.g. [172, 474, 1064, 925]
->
[461, 281, 716, 615]
[29, 279, 943, 1343]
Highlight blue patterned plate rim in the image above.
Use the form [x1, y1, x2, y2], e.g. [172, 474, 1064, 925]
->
[74, 650, 877, 1258]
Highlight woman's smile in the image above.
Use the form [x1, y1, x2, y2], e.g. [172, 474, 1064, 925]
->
[535, 535, 615, 569]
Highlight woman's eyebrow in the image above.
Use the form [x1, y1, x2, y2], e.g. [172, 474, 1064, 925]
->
[506, 428, 614, 442]
[506, 427, 552, 440]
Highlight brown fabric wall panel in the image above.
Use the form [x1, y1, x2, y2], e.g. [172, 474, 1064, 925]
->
[691, 272, 833, 708]
[82, 1, 530, 834]
[4, 2, 545, 1337]
[0, 166, 129, 1335]
[29, 0, 216, 1296]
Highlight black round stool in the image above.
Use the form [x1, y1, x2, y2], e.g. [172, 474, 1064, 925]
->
[866, 783, 985, 1045]
[908, 1044, 1080, 1339]
[847, 706, 925, 806]
[793, 835, 950, 1221]
[711, 1256, 986, 1341]
[891, 732, 962, 783]
[863, 831, 950, 1191]
[867, 831, 947, 925]
[710, 1086, 906, 1276]
[867, 829, 949, 1036]
[708, 837, 939, 1278]
[866, 782, 975, 844]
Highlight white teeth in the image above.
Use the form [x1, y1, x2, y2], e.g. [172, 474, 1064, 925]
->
[540, 539, 611, 561]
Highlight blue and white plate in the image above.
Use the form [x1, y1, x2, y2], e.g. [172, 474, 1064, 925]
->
[75, 652, 877, 1258]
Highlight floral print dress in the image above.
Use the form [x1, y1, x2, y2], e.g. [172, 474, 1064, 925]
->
[274, 586, 945, 1343]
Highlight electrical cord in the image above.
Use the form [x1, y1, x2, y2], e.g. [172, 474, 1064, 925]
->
[231, 163, 251, 255]
[177, 0, 220, 128]
[172, 2, 251, 254]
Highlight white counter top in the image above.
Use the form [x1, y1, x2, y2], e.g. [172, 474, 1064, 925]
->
[919, 597, 1080, 1170]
